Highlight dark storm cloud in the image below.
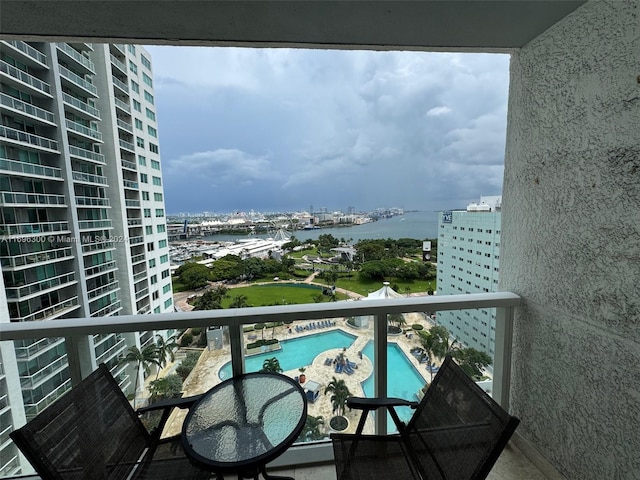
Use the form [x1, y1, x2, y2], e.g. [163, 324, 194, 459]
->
[146, 47, 509, 213]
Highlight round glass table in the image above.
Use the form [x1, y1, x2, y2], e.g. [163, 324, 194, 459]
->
[182, 372, 308, 479]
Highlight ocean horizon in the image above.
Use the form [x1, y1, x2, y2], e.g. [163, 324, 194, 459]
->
[199, 211, 439, 243]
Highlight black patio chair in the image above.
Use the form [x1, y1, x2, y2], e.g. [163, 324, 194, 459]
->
[331, 356, 519, 480]
[10, 363, 211, 479]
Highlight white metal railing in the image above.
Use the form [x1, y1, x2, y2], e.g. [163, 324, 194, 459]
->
[84, 261, 117, 278]
[4, 272, 76, 299]
[0, 191, 66, 206]
[2, 40, 48, 66]
[117, 118, 133, 133]
[123, 179, 139, 189]
[65, 119, 103, 141]
[12, 296, 79, 323]
[2, 221, 70, 237]
[72, 170, 108, 185]
[0, 157, 62, 179]
[114, 97, 130, 113]
[0, 125, 58, 151]
[119, 139, 135, 152]
[77, 219, 112, 230]
[121, 158, 137, 170]
[0, 293, 520, 469]
[112, 75, 129, 94]
[110, 53, 127, 73]
[58, 64, 97, 96]
[75, 195, 110, 207]
[0, 247, 73, 269]
[0, 60, 51, 95]
[56, 43, 95, 73]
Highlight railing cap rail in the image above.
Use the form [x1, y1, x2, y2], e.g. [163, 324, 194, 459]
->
[0, 292, 520, 341]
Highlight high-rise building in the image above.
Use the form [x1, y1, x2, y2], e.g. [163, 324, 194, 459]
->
[436, 196, 502, 356]
[0, 41, 173, 475]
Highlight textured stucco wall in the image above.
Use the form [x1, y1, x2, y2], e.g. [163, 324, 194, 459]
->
[501, 1, 640, 479]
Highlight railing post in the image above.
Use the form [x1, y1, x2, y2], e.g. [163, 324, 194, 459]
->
[493, 305, 514, 410]
[373, 312, 388, 434]
[65, 334, 96, 384]
[228, 320, 245, 377]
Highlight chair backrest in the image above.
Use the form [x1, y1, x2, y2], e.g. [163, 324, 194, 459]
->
[404, 356, 519, 480]
[10, 363, 151, 480]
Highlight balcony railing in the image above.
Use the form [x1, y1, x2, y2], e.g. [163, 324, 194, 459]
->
[87, 280, 120, 300]
[0, 247, 73, 270]
[114, 97, 130, 113]
[69, 145, 105, 164]
[117, 118, 133, 133]
[75, 195, 110, 207]
[20, 355, 68, 389]
[0, 125, 59, 152]
[112, 75, 129, 94]
[2, 40, 48, 66]
[13, 296, 79, 323]
[66, 119, 103, 141]
[123, 179, 139, 189]
[5, 272, 76, 300]
[56, 43, 95, 73]
[0, 157, 62, 179]
[121, 158, 137, 170]
[84, 261, 117, 278]
[0, 60, 51, 95]
[0, 191, 66, 207]
[58, 64, 97, 96]
[71, 170, 108, 185]
[110, 53, 127, 74]
[62, 92, 101, 120]
[0, 92, 55, 124]
[119, 139, 135, 152]
[2, 221, 70, 237]
[77, 219, 113, 230]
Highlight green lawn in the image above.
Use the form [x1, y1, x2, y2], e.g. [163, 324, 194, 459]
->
[222, 284, 349, 307]
[335, 275, 435, 296]
[288, 247, 319, 259]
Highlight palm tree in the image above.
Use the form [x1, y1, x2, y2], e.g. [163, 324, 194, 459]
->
[155, 334, 178, 378]
[229, 294, 249, 308]
[298, 415, 325, 442]
[324, 376, 352, 417]
[119, 344, 160, 408]
[261, 357, 283, 373]
[429, 325, 461, 360]
[418, 329, 440, 382]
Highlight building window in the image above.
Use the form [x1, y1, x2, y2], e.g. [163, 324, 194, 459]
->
[135, 118, 143, 130]
[138, 155, 146, 166]
[152, 290, 159, 300]
[142, 72, 153, 87]
[147, 126, 157, 138]
[141, 54, 151, 70]
[161, 269, 170, 279]
[150, 275, 157, 285]
[133, 99, 141, 112]
[127, 44, 136, 54]
[154, 192, 163, 201]
[144, 91, 154, 104]
[136, 137, 144, 148]
[152, 176, 162, 186]
[149, 143, 159, 154]
[154, 306, 161, 313]
[164, 298, 173, 309]
[131, 80, 140, 93]
[147, 242, 154, 251]
[145, 225, 152, 234]
[145, 108, 156, 121]
[140, 173, 148, 183]
[150, 160, 160, 170]
[160, 254, 168, 263]
[155, 208, 164, 217]
[149, 258, 156, 268]
[159, 239, 167, 249]
[163, 283, 171, 294]
[144, 208, 151, 218]
[157, 224, 166, 233]
[129, 60, 138, 74]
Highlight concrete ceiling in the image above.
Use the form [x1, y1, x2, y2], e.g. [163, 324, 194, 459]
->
[0, 0, 586, 52]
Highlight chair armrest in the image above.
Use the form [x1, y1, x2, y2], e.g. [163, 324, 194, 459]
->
[347, 397, 419, 410]
[136, 393, 203, 414]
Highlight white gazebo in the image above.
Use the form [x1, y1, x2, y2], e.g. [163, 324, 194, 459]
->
[353, 282, 402, 328]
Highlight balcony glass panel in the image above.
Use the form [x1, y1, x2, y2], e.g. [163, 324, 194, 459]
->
[77, 219, 113, 230]
[84, 261, 117, 277]
[121, 158, 137, 170]
[0, 125, 59, 152]
[0, 192, 66, 206]
[68, 145, 105, 164]
[0, 92, 55, 123]
[58, 64, 97, 96]
[0, 60, 51, 95]
[114, 97, 130, 113]
[123, 179, 139, 189]
[112, 76, 129, 94]
[3, 221, 70, 237]
[56, 43, 95, 73]
[65, 119, 103, 141]
[0, 157, 62, 179]
[71, 170, 108, 185]
[119, 139, 135, 152]
[13, 295, 79, 322]
[62, 92, 101, 119]
[2, 40, 48, 66]
[75, 195, 110, 207]
[0, 247, 73, 269]
[5, 272, 76, 300]
[110, 53, 127, 73]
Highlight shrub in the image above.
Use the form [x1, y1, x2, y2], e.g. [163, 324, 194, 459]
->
[191, 328, 201, 336]
[197, 331, 207, 347]
[176, 351, 201, 380]
[246, 339, 279, 350]
[412, 324, 424, 331]
[179, 333, 193, 347]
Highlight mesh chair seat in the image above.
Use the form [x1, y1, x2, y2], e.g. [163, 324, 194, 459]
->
[10, 364, 210, 480]
[331, 356, 519, 480]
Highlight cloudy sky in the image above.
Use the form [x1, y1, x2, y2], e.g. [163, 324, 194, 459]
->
[145, 46, 510, 214]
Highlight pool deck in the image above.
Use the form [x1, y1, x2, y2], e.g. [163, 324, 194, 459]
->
[159, 310, 437, 438]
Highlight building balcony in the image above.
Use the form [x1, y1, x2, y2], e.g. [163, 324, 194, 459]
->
[1, 293, 526, 478]
[110, 53, 127, 74]
[123, 179, 139, 189]
[71, 170, 108, 186]
[1, 40, 48, 68]
[0, 60, 52, 97]
[0, 92, 56, 125]
[0, 125, 59, 153]
[129, 235, 144, 245]
[75, 195, 110, 207]
[1, 221, 70, 238]
[5, 272, 77, 301]
[65, 118, 103, 142]
[125, 199, 141, 208]
[114, 97, 131, 113]
[12, 296, 80, 323]
[0, 157, 62, 180]
[55, 42, 95, 74]
[14, 337, 64, 360]
[87, 280, 120, 300]
[0, 191, 66, 207]
[62, 92, 101, 120]
[84, 261, 117, 278]
[119, 138, 136, 152]
[77, 219, 113, 231]
[90, 299, 122, 317]
[81, 240, 115, 254]
[121, 158, 137, 170]
[23, 379, 73, 420]
[0, 247, 74, 271]
[130, 253, 146, 264]
[58, 64, 97, 97]
[117, 118, 133, 134]
[68, 144, 106, 164]
[19, 355, 68, 390]
[112, 75, 129, 95]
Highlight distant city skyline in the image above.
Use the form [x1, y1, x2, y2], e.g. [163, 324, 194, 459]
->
[147, 47, 508, 214]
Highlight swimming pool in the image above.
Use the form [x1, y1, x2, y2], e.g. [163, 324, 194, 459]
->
[218, 329, 357, 380]
[361, 341, 427, 424]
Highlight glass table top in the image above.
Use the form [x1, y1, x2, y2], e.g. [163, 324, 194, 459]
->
[182, 373, 307, 468]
